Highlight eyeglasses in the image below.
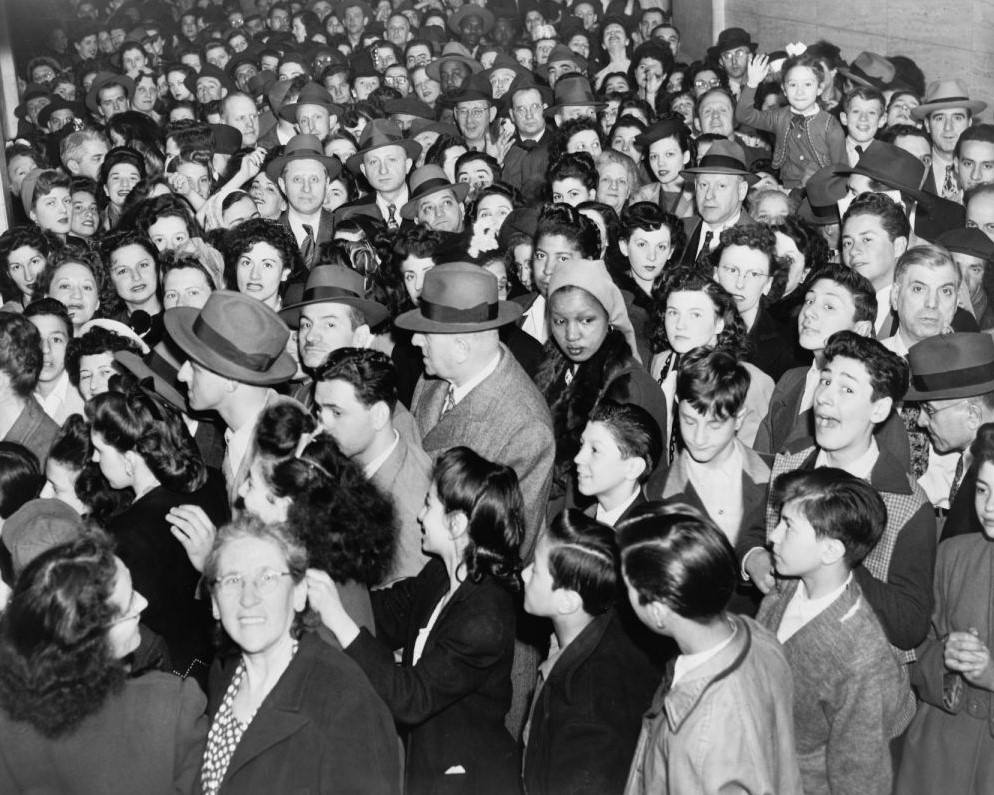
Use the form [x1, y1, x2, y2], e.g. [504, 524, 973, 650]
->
[456, 106, 489, 120]
[213, 569, 292, 596]
[717, 263, 769, 282]
[921, 399, 972, 418]
[693, 78, 720, 89]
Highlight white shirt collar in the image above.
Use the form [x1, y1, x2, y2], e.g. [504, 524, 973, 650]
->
[777, 572, 853, 643]
[363, 428, 400, 480]
[595, 488, 640, 527]
[815, 438, 879, 480]
[449, 350, 502, 406]
[376, 187, 410, 222]
[672, 619, 737, 686]
[874, 284, 893, 335]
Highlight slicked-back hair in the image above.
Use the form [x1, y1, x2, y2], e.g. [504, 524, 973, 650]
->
[545, 509, 619, 615]
[617, 502, 737, 619]
[772, 467, 887, 566]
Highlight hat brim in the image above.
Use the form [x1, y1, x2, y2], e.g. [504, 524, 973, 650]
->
[266, 150, 343, 182]
[707, 41, 758, 62]
[544, 100, 607, 117]
[113, 350, 189, 413]
[911, 99, 987, 121]
[797, 198, 840, 227]
[681, 166, 759, 185]
[164, 308, 298, 386]
[279, 295, 390, 329]
[400, 181, 470, 219]
[832, 163, 928, 204]
[346, 138, 422, 175]
[904, 378, 994, 402]
[394, 301, 522, 333]
[278, 100, 344, 124]
[85, 74, 135, 115]
[426, 55, 483, 82]
[448, 6, 495, 35]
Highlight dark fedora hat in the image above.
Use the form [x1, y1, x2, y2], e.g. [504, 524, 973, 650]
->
[833, 141, 927, 203]
[544, 74, 605, 117]
[635, 116, 692, 150]
[164, 290, 297, 386]
[265, 133, 343, 181]
[279, 265, 389, 329]
[37, 98, 78, 129]
[449, 4, 495, 35]
[707, 27, 758, 62]
[905, 332, 994, 401]
[278, 82, 344, 123]
[384, 95, 435, 120]
[798, 163, 847, 226]
[400, 165, 470, 219]
[535, 44, 587, 81]
[838, 52, 895, 91]
[85, 72, 134, 115]
[346, 119, 422, 175]
[937, 228, 994, 262]
[210, 123, 242, 155]
[395, 262, 522, 333]
[680, 140, 759, 184]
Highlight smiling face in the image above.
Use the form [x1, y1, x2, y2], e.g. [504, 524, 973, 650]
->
[648, 135, 689, 187]
[664, 289, 723, 353]
[813, 355, 889, 460]
[573, 419, 640, 502]
[550, 287, 610, 363]
[105, 162, 141, 208]
[926, 108, 970, 157]
[109, 243, 158, 311]
[841, 96, 885, 145]
[48, 262, 98, 330]
[783, 65, 822, 115]
[696, 91, 733, 135]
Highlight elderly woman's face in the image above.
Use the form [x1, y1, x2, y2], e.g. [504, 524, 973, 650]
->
[211, 534, 305, 656]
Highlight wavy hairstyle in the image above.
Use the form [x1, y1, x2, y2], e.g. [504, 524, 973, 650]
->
[0, 225, 62, 304]
[86, 387, 207, 494]
[36, 246, 118, 326]
[432, 446, 524, 590]
[545, 509, 619, 615]
[0, 534, 126, 738]
[0, 442, 41, 519]
[220, 217, 304, 290]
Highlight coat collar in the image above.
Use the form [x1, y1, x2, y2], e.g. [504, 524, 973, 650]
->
[663, 440, 770, 499]
[784, 441, 912, 494]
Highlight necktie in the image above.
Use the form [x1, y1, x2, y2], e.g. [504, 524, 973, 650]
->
[701, 229, 714, 253]
[301, 223, 316, 269]
[518, 139, 538, 152]
[855, 144, 863, 156]
[949, 453, 966, 506]
[942, 164, 959, 201]
[439, 384, 456, 421]
[387, 203, 398, 229]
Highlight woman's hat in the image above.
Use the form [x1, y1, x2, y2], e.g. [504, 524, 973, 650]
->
[163, 290, 297, 386]
[279, 265, 389, 329]
[680, 140, 759, 184]
[833, 141, 927, 203]
[449, 4, 495, 35]
[904, 332, 994, 401]
[400, 165, 470, 219]
[345, 119, 422, 175]
[911, 79, 987, 120]
[395, 262, 522, 333]
[265, 133, 343, 181]
[3, 499, 84, 576]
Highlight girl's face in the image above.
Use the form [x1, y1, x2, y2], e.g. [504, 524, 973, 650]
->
[91, 430, 131, 488]
[597, 161, 632, 212]
[71, 190, 99, 238]
[549, 287, 610, 363]
[568, 35, 590, 60]
[105, 162, 141, 207]
[532, 234, 581, 297]
[41, 457, 88, 515]
[418, 482, 457, 558]
[250, 172, 287, 220]
[648, 135, 689, 186]
[783, 65, 821, 115]
[48, 262, 99, 328]
[163, 266, 212, 309]
[567, 129, 602, 158]
[237, 241, 289, 308]
[603, 75, 631, 94]
[147, 215, 190, 252]
[635, 56, 666, 90]
[610, 125, 640, 159]
[7, 245, 46, 300]
[109, 243, 158, 309]
[32, 187, 73, 235]
[239, 458, 291, 524]
[400, 255, 435, 303]
[665, 289, 723, 354]
[475, 194, 513, 233]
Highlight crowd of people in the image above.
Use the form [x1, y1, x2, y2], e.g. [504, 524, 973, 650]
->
[1, 0, 994, 791]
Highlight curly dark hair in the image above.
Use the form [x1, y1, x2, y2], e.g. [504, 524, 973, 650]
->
[98, 229, 161, 317]
[0, 225, 62, 305]
[649, 265, 749, 358]
[549, 117, 606, 167]
[0, 313, 43, 397]
[48, 415, 131, 524]
[0, 442, 41, 519]
[0, 534, 127, 738]
[432, 446, 523, 590]
[130, 193, 203, 242]
[36, 247, 118, 327]
[378, 224, 444, 315]
[86, 387, 207, 494]
[65, 326, 142, 387]
[220, 217, 304, 291]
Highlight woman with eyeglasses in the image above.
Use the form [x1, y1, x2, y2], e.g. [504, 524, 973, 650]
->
[0, 535, 208, 795]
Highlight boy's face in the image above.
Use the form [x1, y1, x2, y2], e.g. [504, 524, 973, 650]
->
[522, 534, 567, 618]
[678, 401, 741, 465]
[798, 278, 864, 351]
[813, 355, 891, 458]
[769, 500, 836, 578]
[573, 420, 640, 500]
[841, 96, 885, 144]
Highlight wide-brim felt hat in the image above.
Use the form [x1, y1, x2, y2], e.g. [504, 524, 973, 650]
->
[395, 262, 522, 333]
[85, 72, 134, 114]
[936, 228, 994, 261]
[266, 133, 343, 181]
[544, 74, 605, 116]
[798, 163, 846, 227]
[226, 52, 259, 80]
[680, 140, 759, 184]
[210, 123, 242, 154]
[482, 54, 533, 85]
[16, 84, 51, 119]
[384, 95, 436, 119]
[833, 141, 927, 203]
[635, 117, 692, 150]
[425, 43, 483, 82]
[904, 333, 994, 401]
[163, 290, 297, 386]
[536, 43, 588, 79]
[838, 52, 895, 90]
[400, 165, 470, 219]
[37, 98, 78, 129]
[449, 4, 495, 35]
[911, 78, 987, 120]
[408, 118, 461, 138]
[113, 349, 189, 413]
[499, 75, 553, 115]
[346, 119, 422, 175]
[279, 264, 389, 329]
[706, 27, 758, 62]
[439, 71, 494, 107]
[337, 0, 374, 19]
[278, 82, 344, 123]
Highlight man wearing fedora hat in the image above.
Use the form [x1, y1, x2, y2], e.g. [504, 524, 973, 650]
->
[708, 27, 758, 98]
[546, 74, 605, 127]
[87, 72, 133, 123]
[676, 139, 758, 265]
[279, 82, 343, 142]
[167, 290, 301, 506]
[267, 133, 342, 269]
[396, 261, 554, 558]
[908, 333, 994, 541]
[401, 164, 468, 233]
[335, 119, 421, 228]
[426, 42, 482, 96]
[449, 5, 494, 54]
[500, 80, 555, 200]
[913, 79, 988, 203]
